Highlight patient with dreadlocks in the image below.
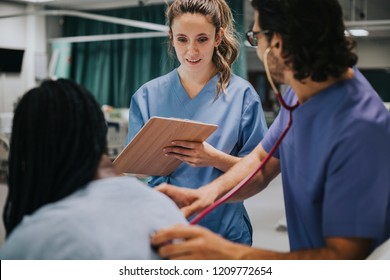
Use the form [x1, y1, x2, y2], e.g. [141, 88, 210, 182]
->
[0, 79, 186, 259]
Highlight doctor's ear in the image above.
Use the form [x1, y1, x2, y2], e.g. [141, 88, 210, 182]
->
[271, 33, 283, 50]
[169, 31, 175, 47]
[215, 28, 225, 47]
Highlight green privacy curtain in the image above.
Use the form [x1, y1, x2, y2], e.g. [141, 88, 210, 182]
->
[228, 0, 248, 79]
[61, 1, 246, 108]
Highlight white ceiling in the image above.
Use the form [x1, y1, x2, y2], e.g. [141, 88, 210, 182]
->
[4, 0, 167, 10]
[339, 0, 390, 38]
[4, 0, 390, 38]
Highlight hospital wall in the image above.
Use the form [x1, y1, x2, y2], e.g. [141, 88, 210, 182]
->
[0, 2, 47, 114]
[1, 1, 390, 115]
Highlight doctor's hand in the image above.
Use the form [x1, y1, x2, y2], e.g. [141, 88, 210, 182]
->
[163, 140, 240, 172]
[151, 224, 247, 260]
[156, 183, 217, 218]
[163, 141, 217, 167]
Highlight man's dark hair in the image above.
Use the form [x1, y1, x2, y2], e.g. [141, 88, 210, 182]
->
[252, 0, 358, 82]
[3, 79, 108, 235]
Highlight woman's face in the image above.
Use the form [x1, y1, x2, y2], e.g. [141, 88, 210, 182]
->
[170, 13, 220, 74]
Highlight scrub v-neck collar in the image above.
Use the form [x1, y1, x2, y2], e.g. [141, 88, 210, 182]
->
[171, 68, 219, 117]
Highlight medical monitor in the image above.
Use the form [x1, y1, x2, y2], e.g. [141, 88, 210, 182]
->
[0, 48, 25, 74]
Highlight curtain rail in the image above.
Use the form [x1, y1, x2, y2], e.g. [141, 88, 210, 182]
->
[49, 31, 167, 43]
[0, 9, 169, 32]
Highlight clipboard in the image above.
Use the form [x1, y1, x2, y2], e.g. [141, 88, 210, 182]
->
[113, 116, 218, 176]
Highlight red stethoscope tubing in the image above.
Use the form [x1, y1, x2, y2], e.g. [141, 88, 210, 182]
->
[190, 98, 298, 225]
[190, 46, 300, 225]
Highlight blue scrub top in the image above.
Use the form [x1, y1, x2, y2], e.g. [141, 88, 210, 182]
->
[261, 67, 390, 252]
[127, 69, 268, 244]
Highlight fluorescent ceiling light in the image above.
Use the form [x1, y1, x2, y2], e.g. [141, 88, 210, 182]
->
[348, 29, 370, 37]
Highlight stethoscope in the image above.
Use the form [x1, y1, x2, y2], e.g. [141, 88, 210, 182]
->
[190, 45, 300, 225]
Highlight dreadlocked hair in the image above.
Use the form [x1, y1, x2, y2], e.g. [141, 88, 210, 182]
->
[4, 79, 107, 235]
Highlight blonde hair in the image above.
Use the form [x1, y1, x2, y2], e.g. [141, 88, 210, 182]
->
[166, 0, 240, 96]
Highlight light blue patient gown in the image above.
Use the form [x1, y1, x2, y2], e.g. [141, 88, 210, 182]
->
[127, 69, 267, 245]
[0, 177, 188, 259]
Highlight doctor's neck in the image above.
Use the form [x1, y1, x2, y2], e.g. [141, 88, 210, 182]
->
[287, 67, 354, 104]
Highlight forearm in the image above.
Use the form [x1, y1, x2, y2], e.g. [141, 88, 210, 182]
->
[235, 237, 372, 260]
[237, 247, 367, 260]
[210, 151, 241, 172]
[200, 145, 280, 202]
[152, 225, 371, 260]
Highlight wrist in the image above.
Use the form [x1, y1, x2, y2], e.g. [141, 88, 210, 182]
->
[212, 151, 240, 172]
[199, 183, 221, 203]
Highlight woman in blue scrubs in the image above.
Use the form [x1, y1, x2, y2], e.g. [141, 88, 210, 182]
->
[127, 0, 267, 245]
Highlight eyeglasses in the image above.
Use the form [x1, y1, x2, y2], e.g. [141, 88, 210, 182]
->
[246, 30, 270, 46]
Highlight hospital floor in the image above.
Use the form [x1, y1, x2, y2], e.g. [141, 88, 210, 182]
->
[0, 175, 289, 252]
